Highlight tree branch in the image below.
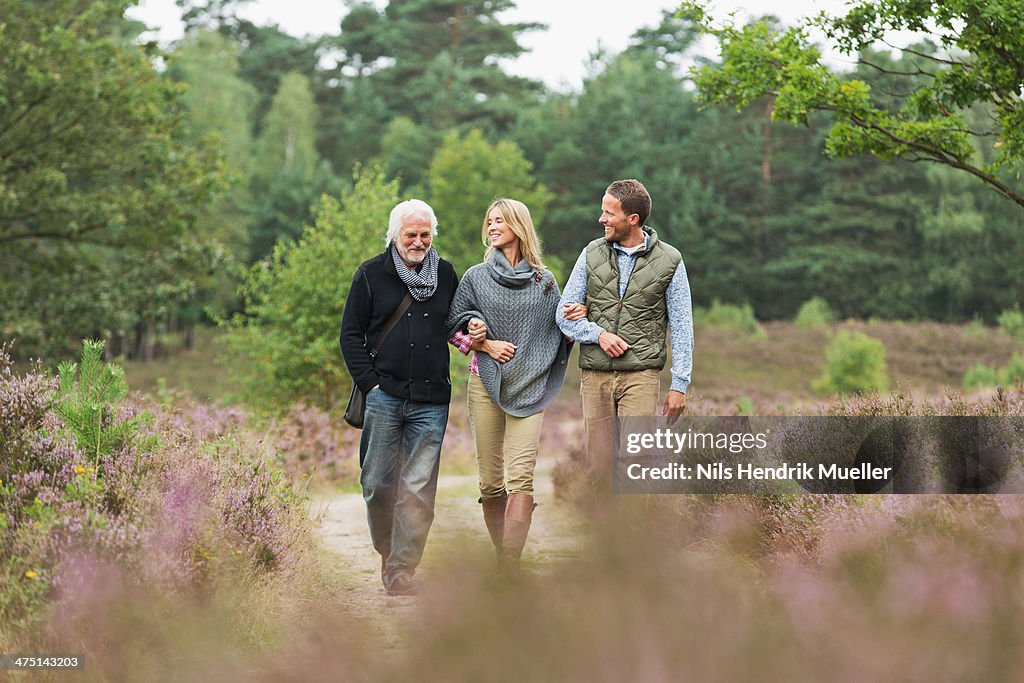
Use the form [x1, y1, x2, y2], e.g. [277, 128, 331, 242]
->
[879, 40, 969, 68]
[859, 58, 936, 79]
[0, 94, 51, 143]
[0, 219, 122, 246]
[849, 115, 1024, 207]
[0, 107, 94, 162]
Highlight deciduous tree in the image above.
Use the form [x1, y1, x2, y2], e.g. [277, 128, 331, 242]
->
[0, 0, 223, 358]
[679, 0, 1024, 209]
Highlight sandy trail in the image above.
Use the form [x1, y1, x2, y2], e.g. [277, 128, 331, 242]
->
[314, 456, 587, 644]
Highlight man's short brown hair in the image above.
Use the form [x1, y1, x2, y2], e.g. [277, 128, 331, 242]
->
[606, 179, 652, 227]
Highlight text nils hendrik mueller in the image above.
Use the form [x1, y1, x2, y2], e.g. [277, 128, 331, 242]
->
[619, 427, 893, 483]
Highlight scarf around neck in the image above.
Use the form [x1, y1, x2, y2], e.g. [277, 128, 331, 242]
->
[391, 243, 440, 301]
[487, 249, 537, 288]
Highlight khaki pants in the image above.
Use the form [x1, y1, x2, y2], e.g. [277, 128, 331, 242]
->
[467, 374, 545, 497]
[580, 368, 661, 474]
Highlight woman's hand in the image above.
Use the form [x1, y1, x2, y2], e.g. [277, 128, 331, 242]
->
[562, 302, 588, 321]
[483, 339, 517, 363]
[468, 317, 488, 344]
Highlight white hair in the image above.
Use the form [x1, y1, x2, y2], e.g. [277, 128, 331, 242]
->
[386, 199, 438, 247]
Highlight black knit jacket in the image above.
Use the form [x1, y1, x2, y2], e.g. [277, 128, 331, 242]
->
[339, 246, 459, 404]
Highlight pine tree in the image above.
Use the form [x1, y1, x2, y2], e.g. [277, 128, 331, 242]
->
[321, 0, 544, 169]
[56, 341, 149, 465]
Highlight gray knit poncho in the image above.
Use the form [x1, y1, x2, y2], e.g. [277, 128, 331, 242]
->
[446, 251, 569, 417]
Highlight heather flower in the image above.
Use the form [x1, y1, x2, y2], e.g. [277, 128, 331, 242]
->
[0, 343, 321, 655]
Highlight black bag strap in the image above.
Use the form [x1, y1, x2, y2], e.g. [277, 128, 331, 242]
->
[369, 293, 414, 360]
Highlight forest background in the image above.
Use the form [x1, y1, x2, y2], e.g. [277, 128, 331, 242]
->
[7, 2, 1024, 677]
[6, 0, 1024, 372]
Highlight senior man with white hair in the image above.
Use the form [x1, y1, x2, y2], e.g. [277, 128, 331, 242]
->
[340, 199, 459, 596]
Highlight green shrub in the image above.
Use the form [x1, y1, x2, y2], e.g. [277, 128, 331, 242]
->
[696, 300, 765, 338]
[222, 168, 400, 413]
[1000, 353, 1024, 385]
[813, 331, 889, 395]
[735, 396, 755, 415]
[962, 363, 998, 390]
[794, 297, 835, 328]
[997, 308, 1024, 342]
[965, 315, 987, 340]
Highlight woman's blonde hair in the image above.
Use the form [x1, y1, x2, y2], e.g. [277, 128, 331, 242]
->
[481, 198, 545, 270]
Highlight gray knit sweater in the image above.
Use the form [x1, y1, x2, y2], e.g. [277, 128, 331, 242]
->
[446, 251, 569, 417]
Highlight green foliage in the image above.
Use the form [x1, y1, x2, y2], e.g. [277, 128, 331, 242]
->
[168, 29, 257, 262]
[514, 46, 705, 264]
[56, 341, 149, 463]
[222, 169, 400, 412]
[966, 316, 987, 340]
[1000, 353, 1024, 386]
[696, 300, 765, 338]
[216, 20, 320, 130]
[813, 331, 889, 395]
[997, 308, 1024, 342]
[0, 2, 225, 359]
[171, 30, 257, 175]
[336, 0, 542, 132]
[427, 129, 554, 276]
[319, 0, 543, 171]
[735, 396, 755, 415]
[794, 297, 836, 328]
[254, 73, 320, 179]
[815, 329, 891, 396]
[962, 363, 998, 390]
[376, 116, 439, 192]
[679, 0, 1024, 209]
[249, 71, 338, 260]
[177, 0, 255, 31]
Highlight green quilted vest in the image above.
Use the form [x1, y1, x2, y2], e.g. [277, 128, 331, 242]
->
[579, 227, 681, 371]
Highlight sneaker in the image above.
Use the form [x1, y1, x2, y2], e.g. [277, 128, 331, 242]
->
[386, 574, 418, 597]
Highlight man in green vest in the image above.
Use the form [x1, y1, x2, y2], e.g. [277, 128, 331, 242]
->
[556, 179, 693, 475]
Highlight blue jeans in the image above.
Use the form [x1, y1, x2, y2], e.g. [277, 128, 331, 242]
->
[360, 388, 448, 585]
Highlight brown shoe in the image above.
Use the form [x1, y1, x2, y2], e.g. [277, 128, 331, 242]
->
[500, 493, 536, 575]
[386, 574, 418, 597]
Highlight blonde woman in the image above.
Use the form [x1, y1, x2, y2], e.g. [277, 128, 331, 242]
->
[447, 199, 584, 575]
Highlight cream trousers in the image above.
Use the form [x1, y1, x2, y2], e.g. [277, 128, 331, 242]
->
[467, 373, 544, 497]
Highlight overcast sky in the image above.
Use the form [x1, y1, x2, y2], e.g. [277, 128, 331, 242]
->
[128, 0, 860, 88]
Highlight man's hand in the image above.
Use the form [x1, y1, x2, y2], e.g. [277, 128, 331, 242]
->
[468, 317, 488, 344]
[598, 331, 630, 358]
[562, 302, 588, 321]
[661, 390, 687, 417]
[483, 339, 517, 363]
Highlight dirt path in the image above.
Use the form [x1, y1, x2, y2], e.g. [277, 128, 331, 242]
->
[314, 457, 587, 644]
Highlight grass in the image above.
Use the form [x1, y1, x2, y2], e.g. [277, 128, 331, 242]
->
[117, 320, 1023, 481]
[119, 327, 240, 402]
[122, 320, 1020, 415]
[686, 319, 1020, 409]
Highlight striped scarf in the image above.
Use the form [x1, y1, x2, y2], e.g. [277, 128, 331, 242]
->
[391, 244, 440, 301]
